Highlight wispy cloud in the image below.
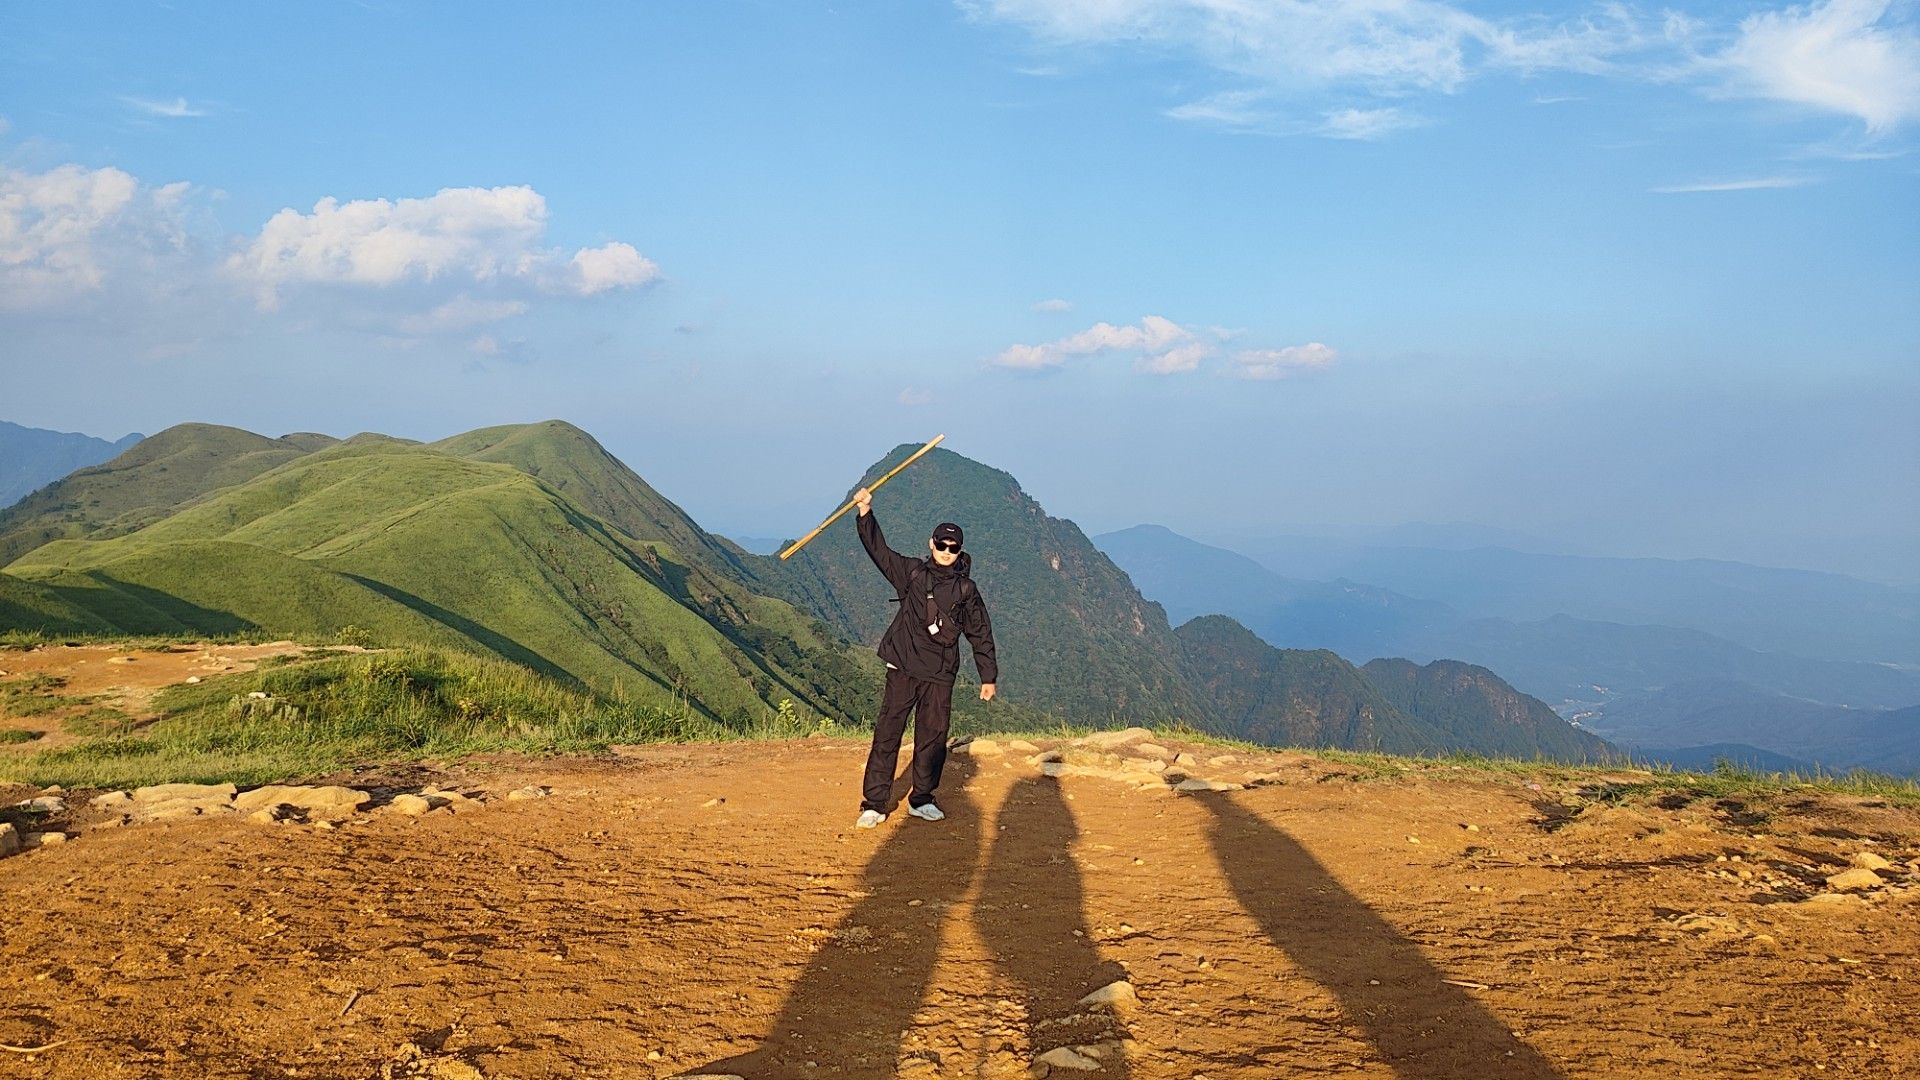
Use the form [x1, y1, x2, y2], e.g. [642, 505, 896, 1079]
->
[1318, 106, 1425, 140]
[1694, 0, 1920, 134]
[1031, 297, 1072, 313]
[1652, 176, 1814, 192]
[122, 95, 209, 118]
[1230, 342, 1339, 379]
[898, 387, 935, 406]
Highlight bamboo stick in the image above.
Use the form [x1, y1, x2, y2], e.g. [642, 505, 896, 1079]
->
[778, 434, 945, 560]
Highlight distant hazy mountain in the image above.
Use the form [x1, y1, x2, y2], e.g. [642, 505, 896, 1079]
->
[1360, 657, 1612, 761]
[1202, 531, 1919, 666]
[0, 421, 143, 510]
[1097, 524, 1920, 712]
[1630, 743, 1821, 776]
[1582, 682, 1920, 775]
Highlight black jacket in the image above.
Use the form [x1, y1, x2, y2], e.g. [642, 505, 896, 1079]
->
[857, 508, 998, 686]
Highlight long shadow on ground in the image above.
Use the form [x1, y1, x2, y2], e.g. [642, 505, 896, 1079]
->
[1202, 794, 1564, 1079]
[975, 774, 1132, 1075]
[688, 759, 983, 1079]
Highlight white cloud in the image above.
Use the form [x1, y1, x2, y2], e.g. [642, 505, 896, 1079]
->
[996, 314, 1192, 369]
[227, 185, 661, 308]
[469, 334, 501, 355]
[1032, 297, 1073, 312]
[1164, 89, 1272, 129]
[1318, 106, 1426, 139]
[1230, 342, 1340, 379]
[1652, 176, 1814, 192]
[0, 163, 192, 310]
[570, 241, 661, 295]
[1701, 0, 1920, 133]
[1137, 340, 1215, 374]
[899, 387, 936, 405]
[122, 96, 209, 118]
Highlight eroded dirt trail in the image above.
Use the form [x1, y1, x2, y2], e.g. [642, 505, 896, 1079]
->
[2, 736, 1917, 1079]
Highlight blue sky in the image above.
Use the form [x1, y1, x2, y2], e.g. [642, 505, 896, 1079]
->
[2, 1, 1916, 580]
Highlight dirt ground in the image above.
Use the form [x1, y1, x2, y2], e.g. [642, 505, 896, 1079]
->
[2, 652, 1918, 1079]
[0, 642, 338, 751]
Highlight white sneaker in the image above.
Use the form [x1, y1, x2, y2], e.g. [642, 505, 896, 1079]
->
[907, 803, 945, 822]
[856, 809, 887, 829]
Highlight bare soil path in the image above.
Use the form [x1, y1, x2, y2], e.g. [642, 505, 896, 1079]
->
[0, 658, 1916, 1078]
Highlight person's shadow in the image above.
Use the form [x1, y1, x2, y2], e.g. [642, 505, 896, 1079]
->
[686, 758, 983, 1079]
[1201, 794, 1564, 1079]
[974, 774, 1132, 1075]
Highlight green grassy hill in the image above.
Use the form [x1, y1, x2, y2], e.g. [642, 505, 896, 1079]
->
[1360, 657, 1613, 760]
[0, 423, 339, 566]
[4, 435, 870, 727]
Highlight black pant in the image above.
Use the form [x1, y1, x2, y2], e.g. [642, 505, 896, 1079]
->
[861, 667, 953, 812]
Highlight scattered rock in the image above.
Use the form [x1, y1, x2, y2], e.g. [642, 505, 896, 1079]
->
[22, 831, 69, 849]
[505, 785, 550, 801]
[184, 676, 201, 684]
[16, 795, 66, 815]
[1462, 824, 1481, 833]
[132, 782, 237, 804]
[961, 738, 1005, 757]
[0, 823, 20, 858]
[1035, 1046, 1102, 1072]
[1802, 893, 1862, 908]
[1030, 750, 1065, 765]
[1079, 727, 1155, 750]
[247, 808, 289, 825]
[1123, 758, 1167, 774]
[1132, 742, 1171, 759]
[388, 794, 437, 816]
[700, 797, 725, 809]
[1175, 778, 1244, 794]
[1005, 740, 1040, 753]
[233, 785, 370, 815]
[1825, 868, 1885, 891]
[1041, 762, 1068, 778]
[1077, 980, 1138, 1009]
[107, 656, 135, 664]
[1172, 752, 1197, 768]
[1850, 852, 1893, 872]
[1407, 835, 1421, 845]
[89, 791, 133, 810]
[1206, 754, 1239, 766]
[247, 691, 269, 699]
[141, 798, 236, 821]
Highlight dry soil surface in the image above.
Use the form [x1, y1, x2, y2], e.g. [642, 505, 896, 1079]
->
[1, 664, 1917, 1079]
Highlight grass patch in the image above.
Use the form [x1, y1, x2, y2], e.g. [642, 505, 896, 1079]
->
[0, 673, 97, 717]
[63, 706, 136, 738]
[0, 729, 40, 744]
[0, 646, 852, 790]
[0, 629, 287, 651]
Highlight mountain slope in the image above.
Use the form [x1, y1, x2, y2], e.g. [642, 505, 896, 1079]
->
[1360, 657, 1611, 760]
[1173, 615, 1439, 753]
[0, 421, 144, 510]
[1582, 681, 1920, 775]
[5, 439, 869, 726]
[0, 423, 338, 567]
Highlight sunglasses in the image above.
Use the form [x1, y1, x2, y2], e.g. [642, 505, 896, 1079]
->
[932, 539, 962, 553]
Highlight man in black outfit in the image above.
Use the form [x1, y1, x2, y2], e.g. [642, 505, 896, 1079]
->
[851, 484, 997, 828]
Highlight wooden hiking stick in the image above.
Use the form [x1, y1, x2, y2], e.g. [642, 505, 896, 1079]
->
[779, 434, 945, 561]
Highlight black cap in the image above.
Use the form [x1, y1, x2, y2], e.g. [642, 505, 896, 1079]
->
[931, 522, 964, 547]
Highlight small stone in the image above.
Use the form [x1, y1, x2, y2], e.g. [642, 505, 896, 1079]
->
[89, 791, 133, 810]
[17, 796, 66, 815]
[1005, 740, 1040, 753]
[247, 808, 285, 825]
[1462, 824, 1480, 832]
[505, 785, 549, 801]
[23, 831, 69, 848]
[107, 656, 135, 664]
[389, 794, 436, 816]
[701, 797, 725, 809]
[1825, 868, 1884, 891]
[247, 690, 269, 699]
[1174, 778, 1244, 793]
[1035, 1047, 1101, 1071]
[1077, 980, 1138, 1009]
[1206, 754, 1239, 766]
[132, 782, 237, 804]
[233, 785, 368, 814]
[1133, 742, 1171, 759]
[0, 823, 21, 857]
[1407, 835, 1421, 845]
[184, 675, 201, 683]
[1172, 752, 1198, 767]
[1078, 727, 1155, 750]
[1850, 852, 1893, 872]
[962, 738, 1005, 757]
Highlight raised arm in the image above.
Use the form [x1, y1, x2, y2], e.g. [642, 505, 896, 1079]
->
[854, 488, 915, 593]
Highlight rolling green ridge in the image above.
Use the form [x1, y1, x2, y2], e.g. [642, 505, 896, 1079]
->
[3, 431, 871, 728]
[1360, 656, 1612, 760]
[0, 423, 339, 566]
